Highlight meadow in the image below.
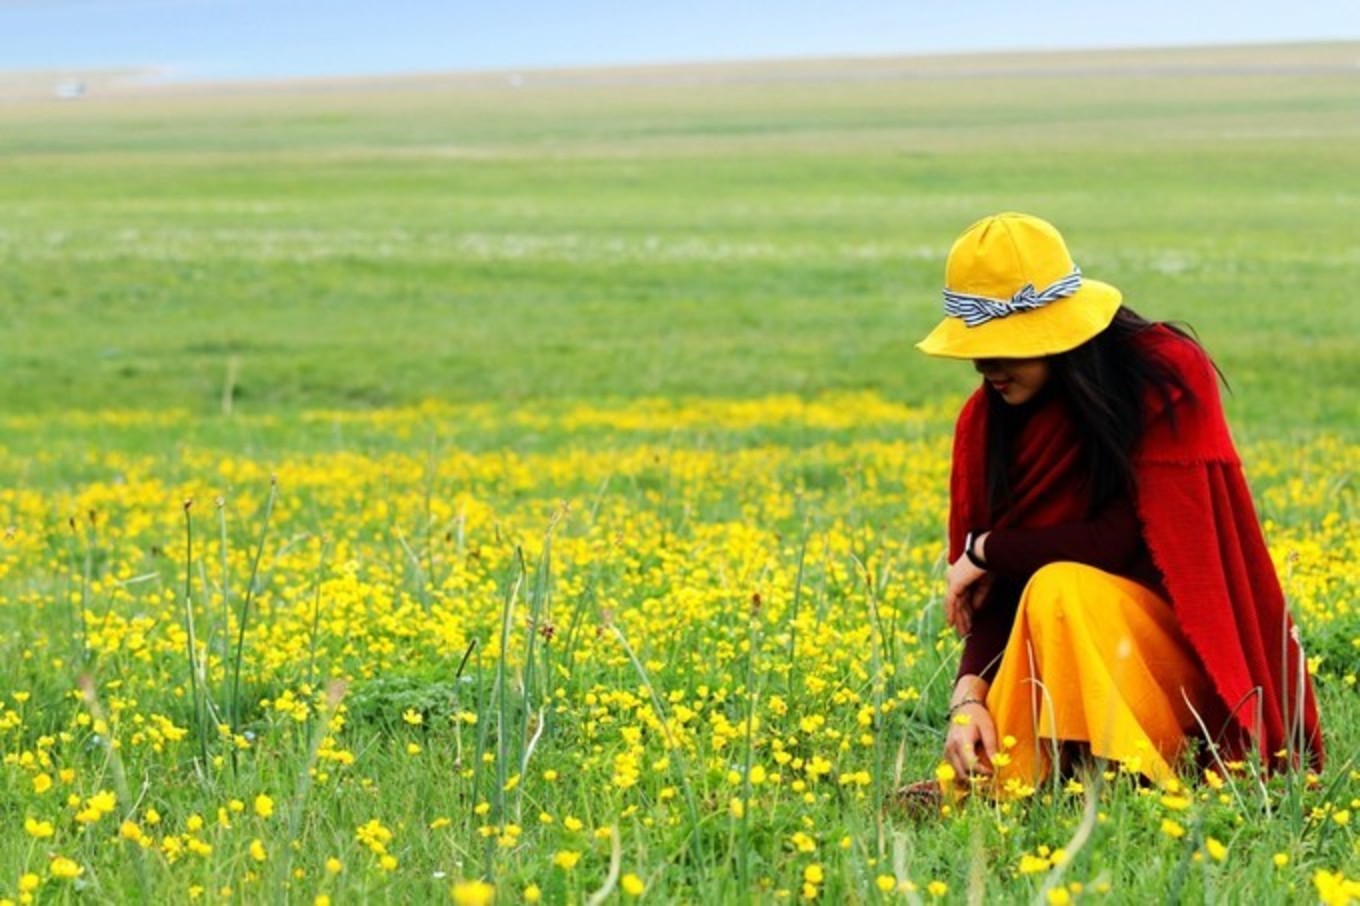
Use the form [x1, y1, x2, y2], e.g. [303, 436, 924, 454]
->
[0, 42, 1357, 904]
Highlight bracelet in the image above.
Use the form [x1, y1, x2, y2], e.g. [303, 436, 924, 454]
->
[964, 530, 989, 570]
[947, 697, 985, 717]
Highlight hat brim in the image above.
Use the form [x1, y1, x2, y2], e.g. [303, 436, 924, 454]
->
[915, 279, 1123, 359]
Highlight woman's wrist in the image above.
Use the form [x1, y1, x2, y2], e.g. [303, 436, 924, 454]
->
[947, 697, 986, 717]
[950, 675, 989, 711]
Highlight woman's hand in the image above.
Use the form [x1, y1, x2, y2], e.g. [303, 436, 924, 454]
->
[944, 701, 998, 779]
[948, 571, 994, 636]
[945, 533, 991, 635]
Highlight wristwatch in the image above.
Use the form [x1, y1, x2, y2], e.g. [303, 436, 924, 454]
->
[963, 530, 989, 570]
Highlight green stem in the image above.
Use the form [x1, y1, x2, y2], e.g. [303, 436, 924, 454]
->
[217, 497, 231, 717]
[612, 624, 705, 864]
[304, 538, 332, 736]
[518, 516, 558, 817]
[181, 499, 210, 773]
[228, 478, 278, 736]
[494, 548, 526, 832]
[785, 524, 810, 698]
[738, 600, 759, 892]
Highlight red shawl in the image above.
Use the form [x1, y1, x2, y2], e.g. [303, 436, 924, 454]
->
[948, 325, 1324, 769]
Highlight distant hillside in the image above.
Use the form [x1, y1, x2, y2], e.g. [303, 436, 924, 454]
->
[1, 41, 1355, 104]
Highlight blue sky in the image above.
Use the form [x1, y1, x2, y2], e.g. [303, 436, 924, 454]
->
[3, 0, 1357, 81]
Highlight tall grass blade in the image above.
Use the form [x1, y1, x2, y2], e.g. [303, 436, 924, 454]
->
[227, 476, 278, 742]
[180, 498, 210, 773]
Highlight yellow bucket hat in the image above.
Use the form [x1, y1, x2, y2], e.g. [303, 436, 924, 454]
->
[916, 213, 1122, 359]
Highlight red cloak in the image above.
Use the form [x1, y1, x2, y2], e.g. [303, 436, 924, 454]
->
[947, 325, 1324, 769]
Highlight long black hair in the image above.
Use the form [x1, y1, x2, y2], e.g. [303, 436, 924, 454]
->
[985, 307, 1217, 516]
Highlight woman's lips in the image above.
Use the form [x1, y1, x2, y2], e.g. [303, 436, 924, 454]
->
[989, 380, 1011, 392]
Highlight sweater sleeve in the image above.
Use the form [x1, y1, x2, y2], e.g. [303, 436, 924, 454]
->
[956, 580, 1020, 682]
[984, 495, 1145, 584]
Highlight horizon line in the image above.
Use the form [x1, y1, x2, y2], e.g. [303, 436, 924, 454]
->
[3, 35, 1357, 89]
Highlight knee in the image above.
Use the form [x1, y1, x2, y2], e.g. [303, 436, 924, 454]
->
[1020, 562, 1095, 626]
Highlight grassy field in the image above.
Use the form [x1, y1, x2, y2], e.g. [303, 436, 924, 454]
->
[0, 42, 1357, 904]
[1, 42, 1357, 429]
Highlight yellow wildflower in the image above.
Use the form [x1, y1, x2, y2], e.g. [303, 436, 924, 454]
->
[24, 817, 54, 839]
[451, 880, 495, 906]
[1315, 870, 1360, 906]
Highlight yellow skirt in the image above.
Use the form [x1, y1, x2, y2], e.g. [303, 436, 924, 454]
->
[985, 562, 1212, 790]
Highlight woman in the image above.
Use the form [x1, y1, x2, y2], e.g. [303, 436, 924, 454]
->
[915, 213, 1323, 792]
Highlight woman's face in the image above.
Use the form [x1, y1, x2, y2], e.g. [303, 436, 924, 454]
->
[973, 357, 1051, 405]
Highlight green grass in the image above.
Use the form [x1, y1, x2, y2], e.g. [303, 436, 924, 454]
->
[1, 43, 1357, 432]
